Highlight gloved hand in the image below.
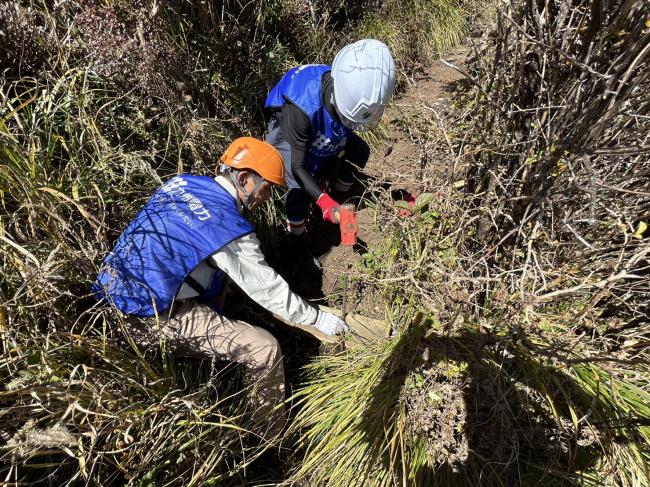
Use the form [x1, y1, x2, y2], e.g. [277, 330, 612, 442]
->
[313, 310, 350, 336]
[316, 193, 340, 224]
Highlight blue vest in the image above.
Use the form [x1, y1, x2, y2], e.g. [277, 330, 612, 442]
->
[265, 64, 352, 175]
[92, 176, 254, 317]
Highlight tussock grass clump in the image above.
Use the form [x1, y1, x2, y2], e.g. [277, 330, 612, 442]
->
[286, 308, 424, 486]
[288, 304, 650, 485]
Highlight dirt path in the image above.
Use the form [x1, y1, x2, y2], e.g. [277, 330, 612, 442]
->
[319, 46, 470, 319]
[371, 45, 469, 188]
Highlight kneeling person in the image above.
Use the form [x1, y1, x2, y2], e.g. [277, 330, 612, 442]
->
[265, 39, 396, 270]
[92, 137, 348, 431]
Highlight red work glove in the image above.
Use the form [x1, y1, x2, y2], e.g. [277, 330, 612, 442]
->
[316, 193, 340, 224]
[397, 193, 417, 217]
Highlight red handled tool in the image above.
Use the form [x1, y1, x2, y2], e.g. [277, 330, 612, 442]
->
[338, 203, 358, 247]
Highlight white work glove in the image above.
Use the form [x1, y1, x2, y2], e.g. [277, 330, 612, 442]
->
[313, 310, 350, 336]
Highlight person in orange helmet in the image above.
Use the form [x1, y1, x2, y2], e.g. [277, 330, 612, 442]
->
[93, 137, 349, 434]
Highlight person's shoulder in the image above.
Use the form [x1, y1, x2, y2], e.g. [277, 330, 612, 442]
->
[286, 64, 331, 79]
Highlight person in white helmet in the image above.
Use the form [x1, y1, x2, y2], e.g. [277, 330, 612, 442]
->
[264, 39, 396, 273]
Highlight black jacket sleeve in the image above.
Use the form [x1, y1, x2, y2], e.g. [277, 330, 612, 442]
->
[277, 103, 323, 200]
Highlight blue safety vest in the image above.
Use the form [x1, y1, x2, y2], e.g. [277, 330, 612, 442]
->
[265, 64, 351, 175]
[92, 175, 254, 317]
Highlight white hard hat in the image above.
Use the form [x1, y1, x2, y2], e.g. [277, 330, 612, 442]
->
[331, 39, 396, 130]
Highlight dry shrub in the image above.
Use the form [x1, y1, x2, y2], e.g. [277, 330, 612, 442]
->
[446, 0, 650, 483]
[0, 2, 57, 75]
[462, 0, 650, 331]
[74, 3, 187, 108]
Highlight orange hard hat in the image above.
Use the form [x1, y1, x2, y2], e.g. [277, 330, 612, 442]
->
[220, 137, 286, 187]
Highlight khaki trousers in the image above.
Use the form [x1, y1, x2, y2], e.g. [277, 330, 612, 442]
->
[160, 300, 286, 431]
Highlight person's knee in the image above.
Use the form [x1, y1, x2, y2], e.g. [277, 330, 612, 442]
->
[345, 134, 370, 169]
[286, 188, 310, 235]
[244, 327, 282, 370]
[334, 165, 355, 192]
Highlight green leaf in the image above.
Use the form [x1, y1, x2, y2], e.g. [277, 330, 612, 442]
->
[394, 200, 413, 210]
[414, 193, 435, 211]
